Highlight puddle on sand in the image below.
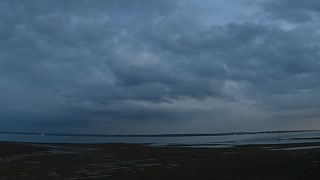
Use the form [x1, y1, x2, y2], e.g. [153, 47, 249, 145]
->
[175, 145, 233, 148]
[270, 146, 320, 151]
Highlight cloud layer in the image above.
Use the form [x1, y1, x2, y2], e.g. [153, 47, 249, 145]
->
[1, 0, 320, 133]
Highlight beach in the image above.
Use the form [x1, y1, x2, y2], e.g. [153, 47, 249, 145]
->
[1, 142, 320, 179]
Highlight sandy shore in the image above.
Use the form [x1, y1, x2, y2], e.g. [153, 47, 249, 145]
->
[1, 141, 320, 179]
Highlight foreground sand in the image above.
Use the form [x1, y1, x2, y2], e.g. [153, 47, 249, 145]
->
[1, 142, 320, 179]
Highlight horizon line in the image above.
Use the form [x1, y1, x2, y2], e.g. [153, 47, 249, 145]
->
[0, 129, 319, 138]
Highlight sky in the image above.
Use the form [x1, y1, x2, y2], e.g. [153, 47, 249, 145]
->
[1, 0, 320, 134]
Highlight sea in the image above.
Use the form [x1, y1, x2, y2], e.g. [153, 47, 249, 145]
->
[1, 130, 320, 147]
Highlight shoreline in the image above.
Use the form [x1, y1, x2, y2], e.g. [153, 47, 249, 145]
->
[1, 141, 320, 179]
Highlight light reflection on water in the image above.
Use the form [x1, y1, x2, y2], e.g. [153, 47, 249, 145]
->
[1, 131, 320, 146]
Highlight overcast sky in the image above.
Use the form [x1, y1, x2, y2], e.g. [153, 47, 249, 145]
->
[1, 0, 320, 134]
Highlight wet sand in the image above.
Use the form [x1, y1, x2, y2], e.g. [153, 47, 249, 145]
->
[1, 141, 320, 179]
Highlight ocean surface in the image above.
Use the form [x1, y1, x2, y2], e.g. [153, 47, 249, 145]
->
[2, 130, 320, 147]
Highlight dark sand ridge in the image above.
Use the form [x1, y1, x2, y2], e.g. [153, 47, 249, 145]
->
[1, 141, 320, 179]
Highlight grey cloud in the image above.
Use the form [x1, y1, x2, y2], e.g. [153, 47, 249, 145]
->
[261, 0, 320, 23]
[1, 0, 320, 133]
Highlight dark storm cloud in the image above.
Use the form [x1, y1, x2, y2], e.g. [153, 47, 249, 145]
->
[1, 0, 320, 133]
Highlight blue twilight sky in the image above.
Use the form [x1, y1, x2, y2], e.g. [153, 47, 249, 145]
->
[1, 0, 320, 134]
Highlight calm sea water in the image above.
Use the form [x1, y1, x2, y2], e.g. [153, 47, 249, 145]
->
[1, 131, 320, 146]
